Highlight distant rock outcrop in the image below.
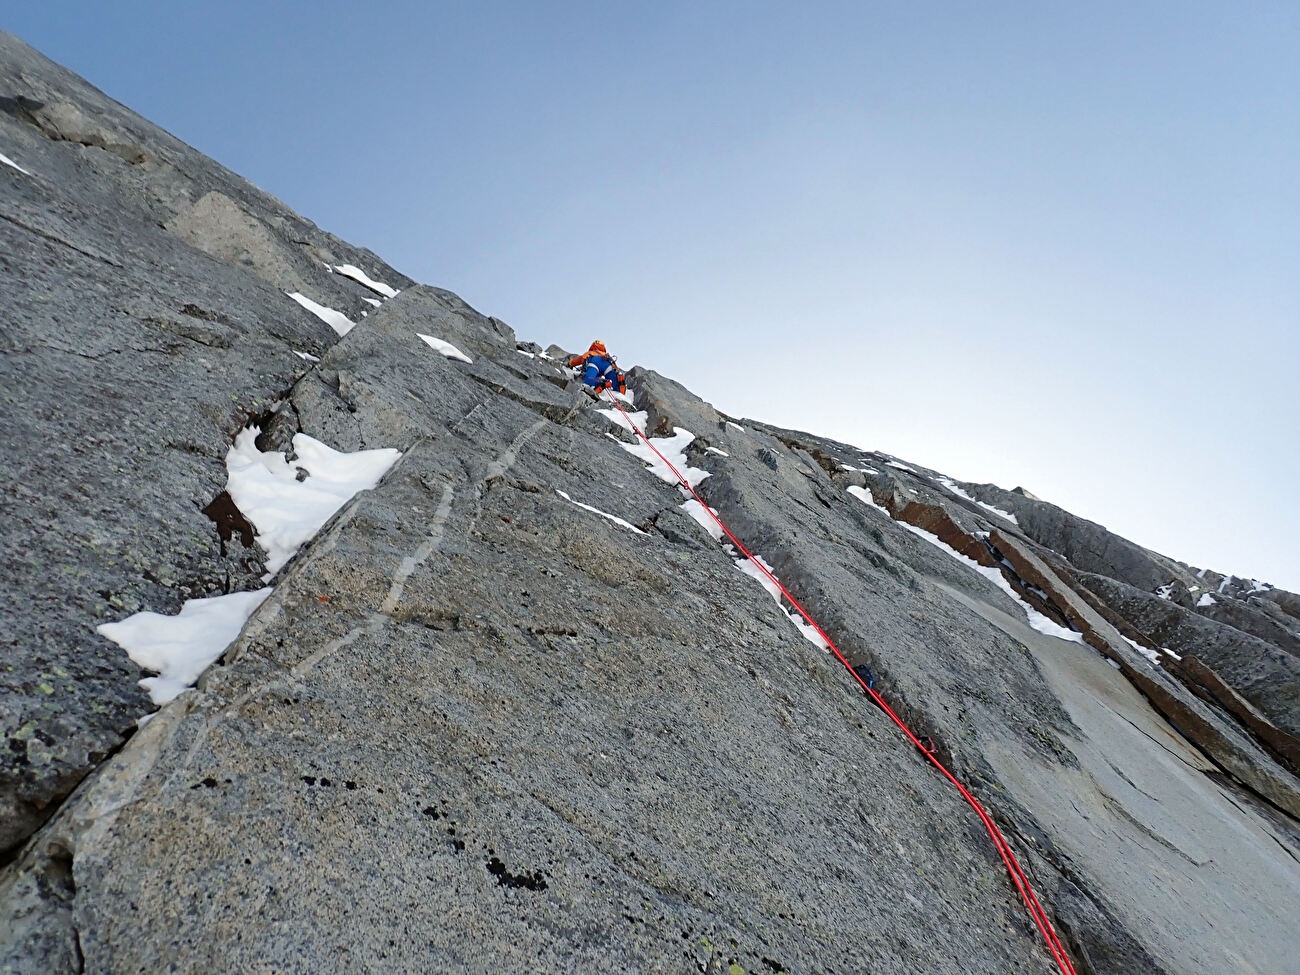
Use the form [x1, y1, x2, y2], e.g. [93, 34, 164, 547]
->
[2, 30, 1298, 975]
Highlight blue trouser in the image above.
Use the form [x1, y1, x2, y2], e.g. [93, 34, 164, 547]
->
[582, 356, 621, 390]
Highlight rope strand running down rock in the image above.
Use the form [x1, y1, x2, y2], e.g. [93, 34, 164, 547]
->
[601, 389, 1077, 975]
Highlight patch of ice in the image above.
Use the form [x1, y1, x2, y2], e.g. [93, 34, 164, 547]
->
[362, 297, 383, 308]
[680, 498, 725, 541]
[612, 427, 710, 488]
[98, 588, 273, 704]
[287, 292, 355, 336]
[1197, 592, 1217, 608]
[417, 333, 472, 363]
[332, 263, 399, 298]
[1, 152, 32, 176]
[847, 485, 891, 516]
[293, 350, 321, 363]
[706, 447, 729, 457]
[225, 427, 401, 575]
[556, 490, 645, 535]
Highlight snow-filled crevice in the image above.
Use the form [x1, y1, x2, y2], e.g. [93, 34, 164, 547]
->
[224, 427, 402, 577]
[99, 424, 402, 708]
[847, 484, 1086, 644]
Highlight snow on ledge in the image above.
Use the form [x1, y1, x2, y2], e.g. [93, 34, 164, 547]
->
[98, 588, 273, 705]
[680, 498, 725, 541]
[1, 151, 32, 176]
[333, 264, 399, 298]
[417, 333, 472, 363]
[612, 427, 710, 488]
[287, 292, 355, 336]
[556, 490, 646, 535]
[936, 477, 1019, 524]
[850, 486, 1084, 645]
[847, 485, 890, 515]
[597, 405, 649, 434]
[225, 427, 402, 576]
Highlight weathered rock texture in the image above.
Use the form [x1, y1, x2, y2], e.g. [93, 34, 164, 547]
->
[2, 30, 1299, 975]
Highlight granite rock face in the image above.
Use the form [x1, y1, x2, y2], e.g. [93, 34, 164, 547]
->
[0, 30, 412, 852]
[2, 31, 1299, 975]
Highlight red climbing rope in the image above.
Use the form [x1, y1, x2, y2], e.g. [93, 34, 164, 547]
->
[601, 390, 1078, 975]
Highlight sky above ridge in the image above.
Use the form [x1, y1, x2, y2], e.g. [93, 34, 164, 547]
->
[8, 1, 1298, 589]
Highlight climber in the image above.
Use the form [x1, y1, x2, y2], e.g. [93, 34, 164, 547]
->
[568, 340, 626, 395]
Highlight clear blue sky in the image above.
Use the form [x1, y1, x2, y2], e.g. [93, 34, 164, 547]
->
[9, 2, 1298, 589]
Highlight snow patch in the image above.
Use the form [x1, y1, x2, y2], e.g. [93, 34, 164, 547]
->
[287, 292, 355, 336]
[885, 460, 917, 473]
[362, 297, 383, 309]
[1, 151, 32, 176]
[225, 427, 401, 576]
[556, 490, 645, 535]
[680, 499, 725, 541]
[98, 588, 273, 705]
[726, 421, 746, 432]
[332, 263, 399, 298]
[936, 477, 1019, 524]
[597, 407, 649, 435]
[293, 350, 321, 363]
[847, 485, 891, 516]
[1122, 635, 1164, 667]
[515, 349, 536, 359]
[417, 333, 472, 363]
[1197, 592, 1217, 608]
[895, 518, 1084, 644]
[735, 552, 782, 602]
[612, 427, 710, 488]
[727, 550, 829, 650]
[705, 447, 729, 457]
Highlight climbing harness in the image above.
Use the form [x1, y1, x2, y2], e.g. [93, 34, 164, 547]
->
[601, 389, 1078, 975]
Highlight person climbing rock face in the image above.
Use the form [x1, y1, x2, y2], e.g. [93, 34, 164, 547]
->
[568, 340, 626, 395]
